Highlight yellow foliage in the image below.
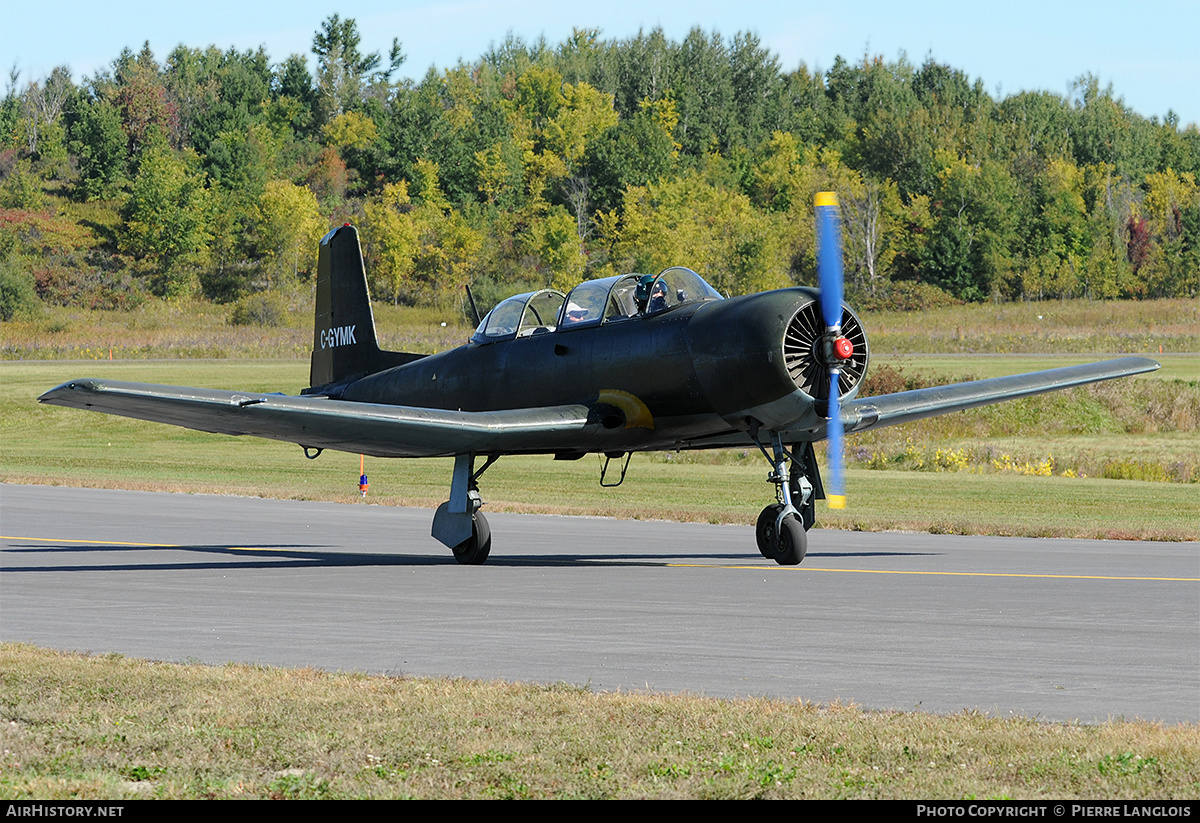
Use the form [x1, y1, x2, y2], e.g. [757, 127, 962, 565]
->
[362, 181, 419, 301]
[411, 159, 450, 211]
[543, 82, 618, 165]
[475, 143, 511, 205]
[526, 206, 585, 291]
[639, 97, 681, 158]
[256, 180, 324, 281]
[322, 111, 378, 151]
[601, 170, 790, 295]
[990, 453, 1055, 477]
[441, 66, 480, 132]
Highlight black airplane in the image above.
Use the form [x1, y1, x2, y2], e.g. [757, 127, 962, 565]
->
[40, 195, 1159, 565]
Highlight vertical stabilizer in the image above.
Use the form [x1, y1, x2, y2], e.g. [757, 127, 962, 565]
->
[309, 225, 423, 390]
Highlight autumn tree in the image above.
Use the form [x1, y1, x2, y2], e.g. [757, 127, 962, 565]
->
[362, 180, 419, 302]
[255, 179, 324, 285]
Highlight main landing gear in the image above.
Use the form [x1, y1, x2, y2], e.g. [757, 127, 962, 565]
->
[451, 510, 491, 565]
[751, 431, 821, 565]
[431, 453, 497, 564]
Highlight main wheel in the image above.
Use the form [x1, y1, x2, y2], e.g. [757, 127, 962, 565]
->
[755, 505, 807, 566]
[451, 512, 491, 565]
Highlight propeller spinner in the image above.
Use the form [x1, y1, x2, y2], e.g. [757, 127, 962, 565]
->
[815, 192, 848, 509]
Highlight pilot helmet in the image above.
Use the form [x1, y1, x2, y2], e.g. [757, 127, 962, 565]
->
[635, 274, 657, 304]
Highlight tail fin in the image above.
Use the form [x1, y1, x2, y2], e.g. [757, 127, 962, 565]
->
[308, 225, 423, 390]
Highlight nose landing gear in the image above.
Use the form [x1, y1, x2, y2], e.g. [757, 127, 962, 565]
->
[751, 429, 822, 565]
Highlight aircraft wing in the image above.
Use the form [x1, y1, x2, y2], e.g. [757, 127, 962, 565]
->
[38, 379, 597, 458]
[834, 356, 1161, 435]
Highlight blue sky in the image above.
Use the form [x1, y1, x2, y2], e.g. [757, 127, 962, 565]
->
[4, 0, 1198, 126]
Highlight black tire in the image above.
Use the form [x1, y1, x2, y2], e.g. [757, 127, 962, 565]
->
[756, 504, 785, 558]
[451, 512, 491, 565]
[756, 505, 807, 564]
[774, 514, 807, 565]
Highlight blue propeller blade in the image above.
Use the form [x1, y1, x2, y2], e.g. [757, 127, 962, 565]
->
[815, 192, 846, 509]
[826, 370, 844, 508]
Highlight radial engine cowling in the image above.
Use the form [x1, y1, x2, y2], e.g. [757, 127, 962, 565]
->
[687, 288, 870, 432]
[782, 296, 869, 405]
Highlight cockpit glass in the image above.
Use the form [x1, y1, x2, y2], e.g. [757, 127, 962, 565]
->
[560, 276, 620, 328]
[644, 267, 723, 315]
[518, 291, 565, 336]
[473, 290, 567, 343]
[488, 270, 723, 338]
[604, 275, 640, 322]
[481, 296, 525, 338]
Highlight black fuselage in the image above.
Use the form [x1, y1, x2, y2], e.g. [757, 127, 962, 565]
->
[338, 288, 849, 454]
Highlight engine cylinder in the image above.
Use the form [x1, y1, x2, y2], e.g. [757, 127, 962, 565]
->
[782, 298, 869, 402]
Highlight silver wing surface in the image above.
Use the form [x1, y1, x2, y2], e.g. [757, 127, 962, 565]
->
[38, 379, 596, 458]
[833, 356, 1161, 436]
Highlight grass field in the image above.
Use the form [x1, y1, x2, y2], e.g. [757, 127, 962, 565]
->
[4, 295, 1197, 361]
[865, 298, 1200, 355]
[2, 299, 1198, 800]
[2, 643, 1197, 800]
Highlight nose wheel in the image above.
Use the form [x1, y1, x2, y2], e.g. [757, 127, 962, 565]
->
[756, 503, 807, 565]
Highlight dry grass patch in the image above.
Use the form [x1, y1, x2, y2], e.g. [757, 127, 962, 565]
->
[1, 644, 1196, 800]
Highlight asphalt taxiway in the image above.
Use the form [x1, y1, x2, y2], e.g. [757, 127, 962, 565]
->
[2, 484, 1196, 723]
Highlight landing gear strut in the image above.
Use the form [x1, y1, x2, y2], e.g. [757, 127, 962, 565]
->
[751, 430, 821, 565]
[432, 453, 497, 565]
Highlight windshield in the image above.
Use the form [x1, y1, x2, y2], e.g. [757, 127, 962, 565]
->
[644, 267, 723, 315]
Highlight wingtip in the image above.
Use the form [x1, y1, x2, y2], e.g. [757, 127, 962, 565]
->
[38, 379, 104, 406]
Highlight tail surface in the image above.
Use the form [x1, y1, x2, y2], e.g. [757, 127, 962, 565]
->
[308, 225, 423, 391]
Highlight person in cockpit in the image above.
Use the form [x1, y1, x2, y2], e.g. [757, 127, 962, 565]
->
[635, 275, 671, 314]
[647, 279, 669, 313]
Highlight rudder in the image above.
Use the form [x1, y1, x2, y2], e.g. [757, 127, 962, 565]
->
[309, 225, 422, 390]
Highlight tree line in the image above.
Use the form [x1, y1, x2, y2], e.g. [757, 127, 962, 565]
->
[1, 16, 1197, 320]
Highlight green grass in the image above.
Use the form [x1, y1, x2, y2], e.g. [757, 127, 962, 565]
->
[0, 298, 472, 361]
[866, 298, 1200, 354]
[2, 643, 1196, 800]
[4, 295, 1195, 361]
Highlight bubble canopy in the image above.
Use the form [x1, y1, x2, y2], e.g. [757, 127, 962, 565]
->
[471, 289, 566, 343]
[472, 268, 722, 343]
